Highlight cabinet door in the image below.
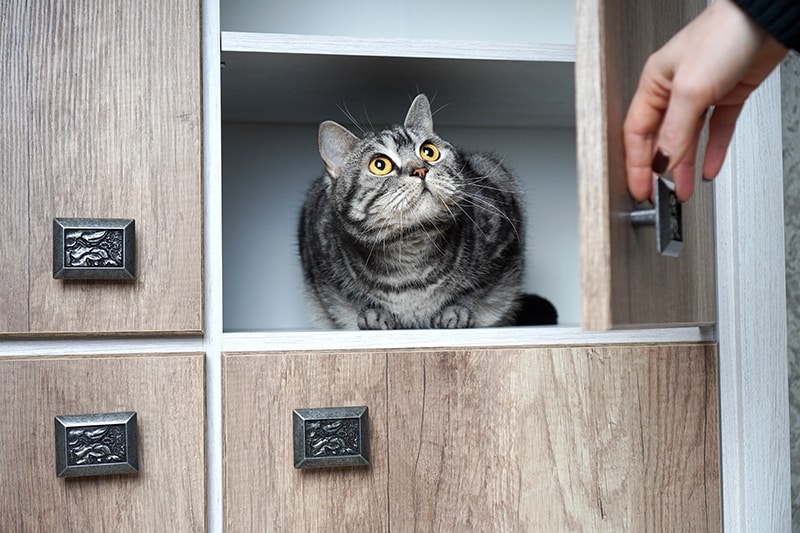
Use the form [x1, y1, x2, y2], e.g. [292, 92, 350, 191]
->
[576, 0, 716, 329]
[224, 346, 720, 530]
[388, 345, 720, 531]
[1, 0, 202, 335]
[0, 353, 205, 531]
[223, 351, 390, 531]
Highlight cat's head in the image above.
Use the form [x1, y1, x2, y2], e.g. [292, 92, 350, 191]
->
[318, 94, 464, 235]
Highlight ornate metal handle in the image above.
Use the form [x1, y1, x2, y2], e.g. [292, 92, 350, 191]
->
[630, 177, 683, 258]
[292, 406, 369, 469]
[54, 411, 139, 478]
[53, 218, 136, 280]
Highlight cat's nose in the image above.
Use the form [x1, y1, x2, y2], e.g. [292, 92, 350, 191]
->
[411, 167, 428, 179]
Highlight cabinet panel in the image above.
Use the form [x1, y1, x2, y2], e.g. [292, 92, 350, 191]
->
[0, 1, 30, 332]
[223, 351, 389, 531]
[0, 353, 206, 531]
[224, 345, 719, 530]
[388, 345, 720, 531]
[3, 0, 203, 335]
[577, 0, 716, 329]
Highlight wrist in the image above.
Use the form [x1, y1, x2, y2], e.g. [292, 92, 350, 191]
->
[722, 0, 791, 53]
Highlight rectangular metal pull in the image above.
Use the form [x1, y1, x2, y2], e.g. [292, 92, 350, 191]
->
[55, 411, 139, 478]
[53, 218, 136, 279]
[630, 176, 683, 258]
[292, 406, 369, 469]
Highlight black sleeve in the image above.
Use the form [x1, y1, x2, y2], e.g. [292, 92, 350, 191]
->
[733, 0, 800, 51]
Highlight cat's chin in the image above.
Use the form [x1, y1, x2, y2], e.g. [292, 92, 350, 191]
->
[369, 193, 451, 230]
[409, 187, 458, 220]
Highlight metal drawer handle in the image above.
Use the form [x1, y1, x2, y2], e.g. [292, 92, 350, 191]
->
[292, 406, 369, 469]
[55, 411, 139, 478]
[630, 176, 683, 258]
[53, 218, 136, 280]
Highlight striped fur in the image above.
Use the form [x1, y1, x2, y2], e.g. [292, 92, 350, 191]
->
[298, 94, 524, 329]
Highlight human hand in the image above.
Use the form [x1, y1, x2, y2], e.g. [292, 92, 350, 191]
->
[623, 0, 787, 202]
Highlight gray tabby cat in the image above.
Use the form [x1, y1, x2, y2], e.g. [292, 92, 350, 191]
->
[298, 94, 525, 329]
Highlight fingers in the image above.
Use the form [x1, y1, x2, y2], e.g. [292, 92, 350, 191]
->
[623, 117, 657, 202]
[624, 77, 708, 203]
[652, 80, 714, 180]
[622, 0, 771, 204]
[623, 64, 671, 202]
[671, 112, 707, 202]
[702, 104, 744, 179]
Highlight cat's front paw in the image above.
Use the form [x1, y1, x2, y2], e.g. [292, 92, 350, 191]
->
[432, 305, 475, 328]
[358, 308, 396, 330]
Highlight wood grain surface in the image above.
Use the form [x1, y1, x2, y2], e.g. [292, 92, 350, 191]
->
[224, 345, 720, 530]
[716, 71, 790, 531]
[576, 0, 716, 330]
[223, 351, 390, 532]
[0, 1, 31, 332]
[0, 353, 206, 531]
[3, 0, 203, 335]
[388, 346, 720, 531]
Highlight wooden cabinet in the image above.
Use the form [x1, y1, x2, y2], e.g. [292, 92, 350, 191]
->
[0, 0, 203, 336]
[0, 1, 207, 529]
[215, 0, 723, 525]
[0, 0, 788, 530]
[0, 353, 206, 530]
[224, 345, 720, 530]
[217, 0, 715, 333]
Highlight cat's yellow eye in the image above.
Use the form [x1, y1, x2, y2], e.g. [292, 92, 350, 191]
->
[419, 142, 440, 162]
[368, 155, 394, 176]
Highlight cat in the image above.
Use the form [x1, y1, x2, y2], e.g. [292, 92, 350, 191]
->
[298, 94, 556, 329]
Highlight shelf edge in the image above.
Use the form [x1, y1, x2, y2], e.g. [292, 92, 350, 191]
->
[220, 326, 715, 353]
[221, 31, 576, 63]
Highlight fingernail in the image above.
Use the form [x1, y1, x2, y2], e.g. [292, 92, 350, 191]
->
[651, 150, 670, 174]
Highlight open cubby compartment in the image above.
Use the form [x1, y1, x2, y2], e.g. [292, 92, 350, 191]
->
[220, 31, 579, 332]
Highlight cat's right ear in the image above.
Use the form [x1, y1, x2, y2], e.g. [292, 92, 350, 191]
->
[319, 121, 358, 180]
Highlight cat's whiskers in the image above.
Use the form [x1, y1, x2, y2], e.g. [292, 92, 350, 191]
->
[477, 154, 510, 178]
[462, 177, 517, 195]
[452, 163, 523, 240]
[363, 228, 381, 269]
[400, 205, 411, 269]
[421, 224, 447, 257]
[337, 102, 367, 134]
[452, 202, 489, 239]
[459, 192, 522, 241]
[439, 196, 460, 227]
[362, 102, 375, 133]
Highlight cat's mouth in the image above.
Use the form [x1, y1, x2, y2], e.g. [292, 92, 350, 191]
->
[407, 183, 454, 220]
[378, 177, 454, 225]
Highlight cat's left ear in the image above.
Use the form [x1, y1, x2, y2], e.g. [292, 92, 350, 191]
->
[404, 94, 434, 133]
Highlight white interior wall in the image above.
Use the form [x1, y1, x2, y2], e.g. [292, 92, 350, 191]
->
[222, 122, 580, 331]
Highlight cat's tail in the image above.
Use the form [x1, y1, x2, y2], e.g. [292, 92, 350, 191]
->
[513, 293, 558, 326]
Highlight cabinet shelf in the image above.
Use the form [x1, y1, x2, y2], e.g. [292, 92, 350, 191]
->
[221, 31, 575, 127]
[222, 31, 576, 61]
[220, 326, 715, 353]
